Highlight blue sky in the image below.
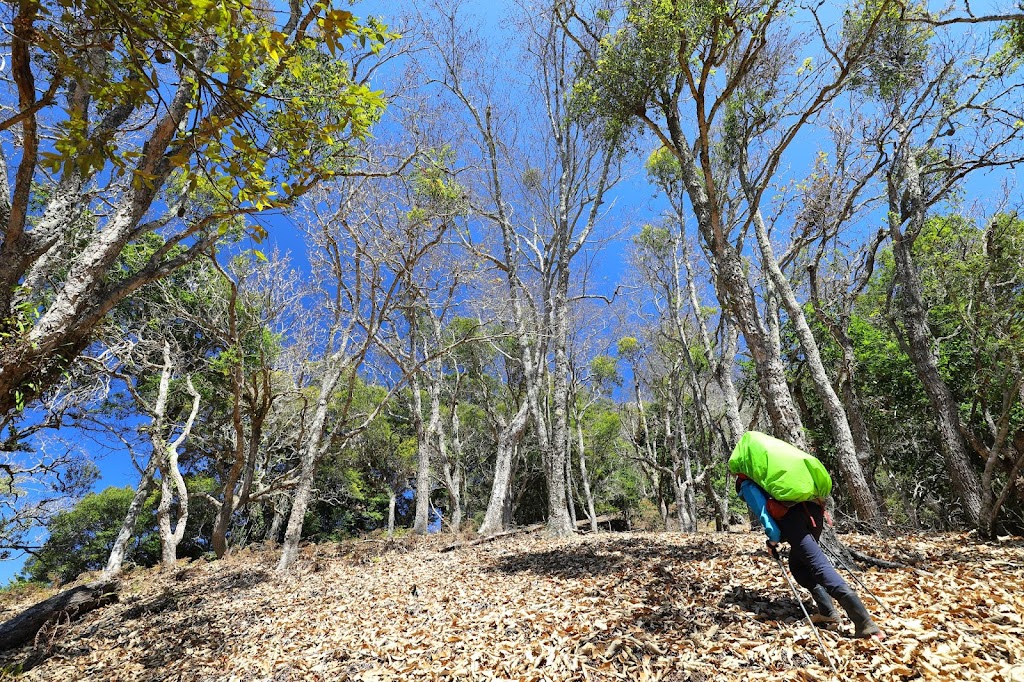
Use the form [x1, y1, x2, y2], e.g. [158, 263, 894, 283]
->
[4, 0, 1019, 583]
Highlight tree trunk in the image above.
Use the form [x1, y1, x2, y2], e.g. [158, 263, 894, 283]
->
[565, 437, 578, 528]
[211, 273, 247, 560]
[724, 266, 799, 441]
[665, 396, 695, 533]
[153, 354, 200, 569]
[211, 393, 267, 558]
[887, 130, 983, 528]
[425, 357, 457, 532]
[266, 496, 288, 545]
[104, 454, 158, 577]
[838, 352, 886, 511]
[529, 368, 574, 536]
[577, 419, 598, 533]
[156, 474, 179, 567]
[0, 580, 119, 651]
[678, 405, 697, 531]
[387, 491, 397, 539]
[741, 161, 880, 522]
[478, 402, 530, 535]
[704, 472, 728, 531]
[717, 321, 745, 446]
[889, 235, 983, 526]
[673, 477, 692, 532]
[441, 461, 462, 533]
[658, 489, 669, 531]
[676, 224, 744, 448]
[444, 406, 465, 532]
[411, 366, 431, 535]
[440, 428, 463, 532]
[211, 485, 237, 558]
[278, 360, 344, 570]
[658, 114, 806, 448]
[545, 288, 576, 536]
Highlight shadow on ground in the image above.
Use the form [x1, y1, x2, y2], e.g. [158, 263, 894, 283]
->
[718, 584, 815, 622]
[1, 566, 273, 679]
[487, 535, 735, 578]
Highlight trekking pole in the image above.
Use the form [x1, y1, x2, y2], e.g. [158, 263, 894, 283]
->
[822, 546, 896, 617]
[768, 544, 839, 675]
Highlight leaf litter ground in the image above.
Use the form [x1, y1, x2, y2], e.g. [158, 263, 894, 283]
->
[1, 531, 1022, 681]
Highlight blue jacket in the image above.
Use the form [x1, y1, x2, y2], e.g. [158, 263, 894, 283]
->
[738, 479, 782, 543]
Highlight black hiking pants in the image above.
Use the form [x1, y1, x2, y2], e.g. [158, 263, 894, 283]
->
[777, 502, 849, 599]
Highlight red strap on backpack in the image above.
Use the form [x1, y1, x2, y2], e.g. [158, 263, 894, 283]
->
[766, 498, 790, 520]
[804, 502, 817, 528]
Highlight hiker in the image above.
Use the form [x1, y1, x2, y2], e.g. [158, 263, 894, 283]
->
[731, 431, 885, 640]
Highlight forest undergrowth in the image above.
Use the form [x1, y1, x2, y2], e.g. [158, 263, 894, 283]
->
[0, 531, 1021, 681]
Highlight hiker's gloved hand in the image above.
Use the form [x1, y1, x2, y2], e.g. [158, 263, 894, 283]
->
[766, 540, 781, 560]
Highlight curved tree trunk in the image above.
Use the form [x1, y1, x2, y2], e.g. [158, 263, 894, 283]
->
[740, 160, 880, 523]
[478, 402, 530, 536]
[887, 125, 983, 528]
[148, 349, 201, 570]
[661, 122, 805, 447]
[277, 360, 343, 570]
[104, 454, 158, 577]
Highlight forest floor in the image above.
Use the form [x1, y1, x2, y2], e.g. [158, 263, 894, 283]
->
[0, 530, 1022, 681]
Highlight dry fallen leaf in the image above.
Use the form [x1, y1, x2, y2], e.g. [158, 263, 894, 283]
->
[0, 531, 1021, 681]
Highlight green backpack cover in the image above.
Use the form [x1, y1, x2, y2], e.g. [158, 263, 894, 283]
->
[728, 431, 832, 502]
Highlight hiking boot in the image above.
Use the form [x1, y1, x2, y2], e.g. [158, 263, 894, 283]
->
[810, 613, 839, 625]
[836, 589, 885, 639]
[809, 585, 838, 624]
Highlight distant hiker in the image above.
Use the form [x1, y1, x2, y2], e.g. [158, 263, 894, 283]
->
[730, 431, 885, 640]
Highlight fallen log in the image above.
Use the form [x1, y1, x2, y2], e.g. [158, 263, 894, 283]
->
[0, 579, 119, 651]
[440, 523, 545, 553]
[440, 515, 624, 553]
[847, 546, 934, 576]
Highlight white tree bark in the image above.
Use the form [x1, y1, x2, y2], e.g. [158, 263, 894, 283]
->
[576, 418, 598, 533]
[103, 452, 158, 577]
[739, 158, 880, 522]
[104, 341, 200, 574]
[411, 361, 432, 535]
[478, 402, 531, 536]
[442, 403, 465, 532]
[387, 491, 398, 539]
[277, 358, 344, 570]
[156, 371, 201, 568]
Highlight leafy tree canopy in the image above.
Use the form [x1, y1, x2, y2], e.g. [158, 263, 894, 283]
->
[23, 486, 159, 584]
